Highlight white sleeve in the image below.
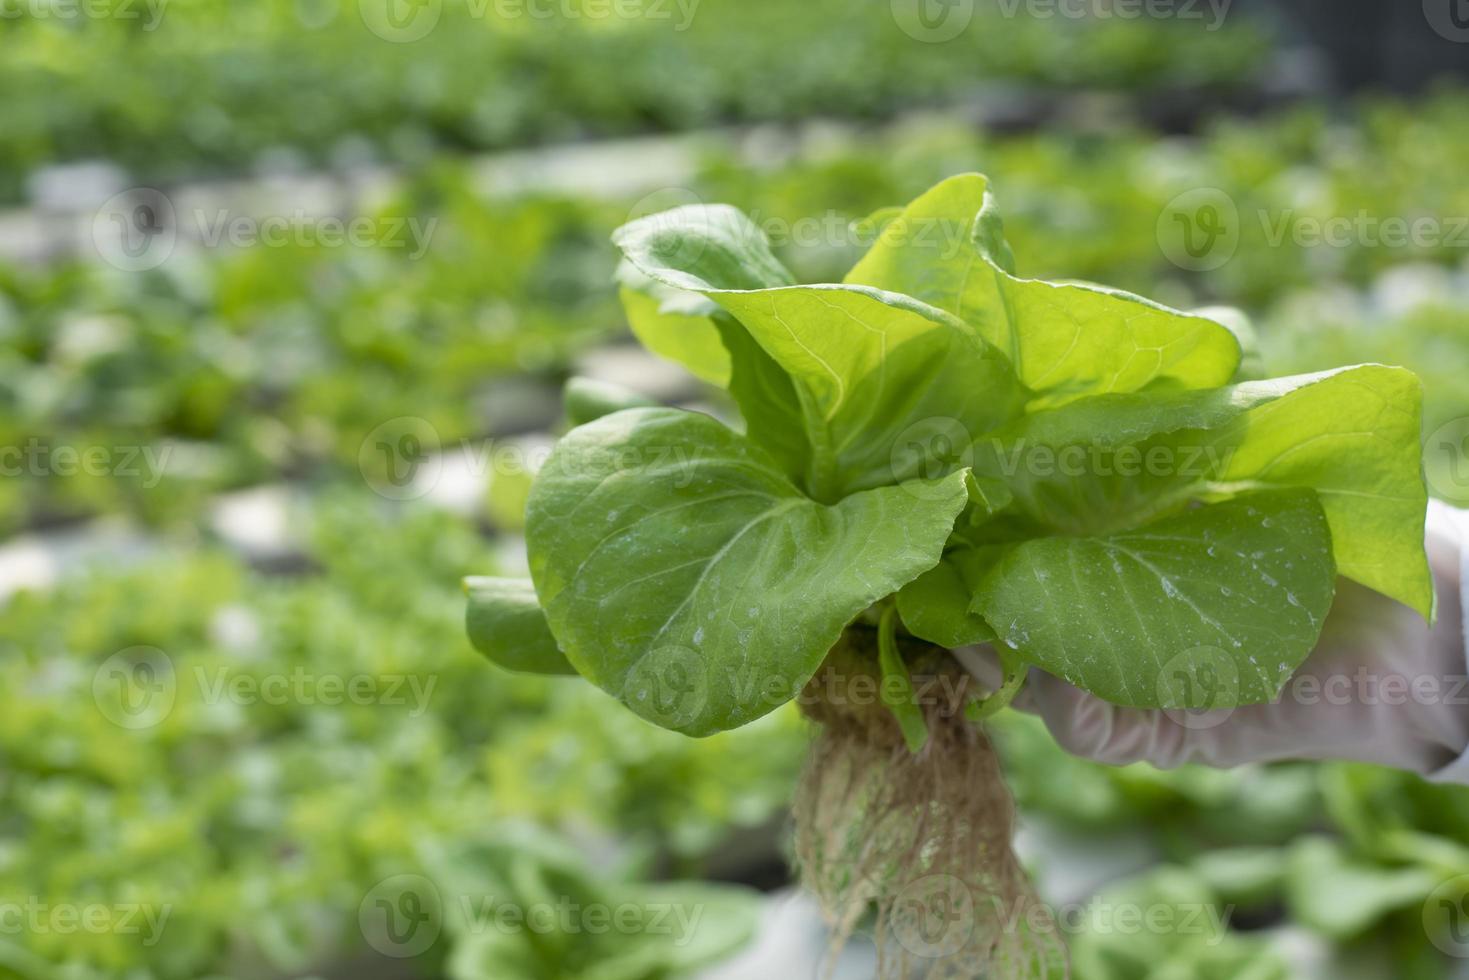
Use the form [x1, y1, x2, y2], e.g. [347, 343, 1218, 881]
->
[1426, 499, 1469, 784]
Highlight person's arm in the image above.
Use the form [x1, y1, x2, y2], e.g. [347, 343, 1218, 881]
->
[958, 500, 1469, 781]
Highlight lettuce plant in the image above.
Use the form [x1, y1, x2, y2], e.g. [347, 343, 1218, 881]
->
[426, 829, 758, 980]
[466, 174, 1432, 976]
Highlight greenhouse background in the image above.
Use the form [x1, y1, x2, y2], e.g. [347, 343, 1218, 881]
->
[3, 0, 1469, 977]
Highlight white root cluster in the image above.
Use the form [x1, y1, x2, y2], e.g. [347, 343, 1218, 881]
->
[793, 641, 1069, 980]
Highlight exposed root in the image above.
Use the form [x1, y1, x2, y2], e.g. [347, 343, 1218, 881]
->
[793, 634, 1067, 979]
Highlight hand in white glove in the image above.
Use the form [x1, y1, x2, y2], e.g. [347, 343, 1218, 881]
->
[956, 501, 1469, 781]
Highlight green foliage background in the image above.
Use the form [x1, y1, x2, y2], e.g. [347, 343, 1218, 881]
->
[4, 3, 1469, 978]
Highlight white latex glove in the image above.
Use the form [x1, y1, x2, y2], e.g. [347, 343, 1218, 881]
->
[957, 501, 1469, 782]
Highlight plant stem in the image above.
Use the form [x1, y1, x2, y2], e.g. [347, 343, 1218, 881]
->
[967, 648, 1026, 723]
[877, 606, 931, 753]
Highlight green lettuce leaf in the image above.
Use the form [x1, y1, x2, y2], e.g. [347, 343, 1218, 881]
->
[563, 376, 657, 427]
[1286, 837, 1439, 939]
[877, 607, 930, 753]
[969, 365, 1433, 616]
[618, 223, 815, 482]
[432, 829, 759, 980]
[464, 577, 576, 676]
[974, 490, 1336, 709]
[710, 312, 814, 485]
[614, 204, 1025, 501]
[1069, 866, 1289, 980]
[844, 173, 1242, 408]
[615, 260, 731, 386]
[471, 174, 1434, 728]
[896, 547, 1000, 648]
[526, 407, 969, 735]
